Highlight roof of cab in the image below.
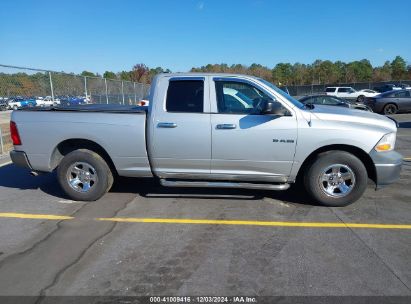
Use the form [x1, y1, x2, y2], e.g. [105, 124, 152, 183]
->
[157, 72, 259, 79]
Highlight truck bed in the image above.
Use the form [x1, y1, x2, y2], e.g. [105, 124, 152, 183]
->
[12, 104, 152, 178]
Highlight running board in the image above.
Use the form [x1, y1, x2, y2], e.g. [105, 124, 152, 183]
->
[159, 179, 290, 191]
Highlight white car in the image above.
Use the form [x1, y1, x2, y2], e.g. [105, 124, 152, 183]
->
[35, 96, 60, 107]
[8, 99, 22, 110]
[325, 87, 379, 102]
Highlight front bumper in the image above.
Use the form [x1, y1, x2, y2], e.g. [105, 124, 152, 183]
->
[370, 150, 403, 189]
[10, 150, 32, 170]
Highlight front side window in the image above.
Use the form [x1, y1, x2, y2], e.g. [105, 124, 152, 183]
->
[302, 97, 316, 104]
[166, 80, 204, 112]
[338, 88, 349, 93]
[215, 81, 271, 114]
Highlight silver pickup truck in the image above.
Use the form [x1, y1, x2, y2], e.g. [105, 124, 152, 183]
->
[10, 73, 402, 206]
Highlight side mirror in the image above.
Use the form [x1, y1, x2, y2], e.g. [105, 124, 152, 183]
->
[262, 100, 290, 116]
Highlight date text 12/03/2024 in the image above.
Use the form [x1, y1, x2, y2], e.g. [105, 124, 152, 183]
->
[149, 296, 257, 303]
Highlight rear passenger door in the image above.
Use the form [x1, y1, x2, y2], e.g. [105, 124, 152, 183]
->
[149, 77, 211, 178]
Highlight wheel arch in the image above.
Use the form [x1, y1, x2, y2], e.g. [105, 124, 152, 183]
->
[296, 144, 376, 185]
[50, 138, 118, 176]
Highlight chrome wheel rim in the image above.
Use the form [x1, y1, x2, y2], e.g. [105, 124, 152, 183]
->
[66, 162, 98, 193]
[318, 164, 356, 198]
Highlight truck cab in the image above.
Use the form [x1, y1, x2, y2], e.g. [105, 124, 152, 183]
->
[147, 75, 298, 183]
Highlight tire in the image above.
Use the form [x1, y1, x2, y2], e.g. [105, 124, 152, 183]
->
[57, 149, 114, 201]
[13, 105, 18, 110]
[383, 103, 398, 115]
[303, 151, 368, 207]
[357, 95, 365, 103]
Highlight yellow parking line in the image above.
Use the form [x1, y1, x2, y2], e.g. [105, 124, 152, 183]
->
[0, 212, 73, 220]
[97, 217, 411, 229]
[0, 212, 410, 229]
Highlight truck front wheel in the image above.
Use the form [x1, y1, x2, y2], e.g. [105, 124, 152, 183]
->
[304, 151, 368, 207]
[57, 149, 113, 201]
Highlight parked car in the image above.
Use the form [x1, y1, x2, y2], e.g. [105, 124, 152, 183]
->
[299, 95, 371, 111]
[399, 84, 411, 90]
[373, 84, 403, 93]
[35, 96, 60, 107]
[8, 97, 36, 110]
[7, 99, 22, 110]
[0, 99, 8, 111]
[364, 89, 411, 114]
[19, 98, 37, 108]
[325, 87, 379, 102]
[10, 73, 402, 207]
[59, 96, 87, 106]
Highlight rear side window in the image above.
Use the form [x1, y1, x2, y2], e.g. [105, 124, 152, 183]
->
[325, 88, 336, 92]
[166, 80, 204, 112]
[337, 88, 349, 93]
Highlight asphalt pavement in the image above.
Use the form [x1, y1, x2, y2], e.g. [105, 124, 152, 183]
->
[0, 112, 410, 301]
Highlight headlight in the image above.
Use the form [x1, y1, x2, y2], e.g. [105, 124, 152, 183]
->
[374, 132, 396, 152]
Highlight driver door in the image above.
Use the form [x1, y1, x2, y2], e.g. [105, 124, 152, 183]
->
[210, 78, 297, 182]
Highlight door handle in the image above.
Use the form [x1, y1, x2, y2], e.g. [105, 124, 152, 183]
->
[216, 123, 237, 130]
[158, 122, 177, 128]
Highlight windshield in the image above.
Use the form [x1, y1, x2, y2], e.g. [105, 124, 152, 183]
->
[257, 78, 305, 109]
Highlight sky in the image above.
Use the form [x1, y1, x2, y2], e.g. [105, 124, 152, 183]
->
[0, 0, 410, 74]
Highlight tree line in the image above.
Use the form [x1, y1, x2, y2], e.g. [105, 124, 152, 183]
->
[81, 64, 171, 85]
[81, 56, 410, 86]
[190, 56, 411, 86]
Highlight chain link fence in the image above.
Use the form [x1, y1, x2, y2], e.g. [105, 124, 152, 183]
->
[0, 64, 151, 155]
[288, 80, 411, 97]
[0, 64, 151, 107]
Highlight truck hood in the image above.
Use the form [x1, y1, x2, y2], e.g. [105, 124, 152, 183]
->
[307, 105, 397, 133]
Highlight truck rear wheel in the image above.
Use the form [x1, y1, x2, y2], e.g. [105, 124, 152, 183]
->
[304, 151, 368, 207]
[57, 149, 113, 201]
